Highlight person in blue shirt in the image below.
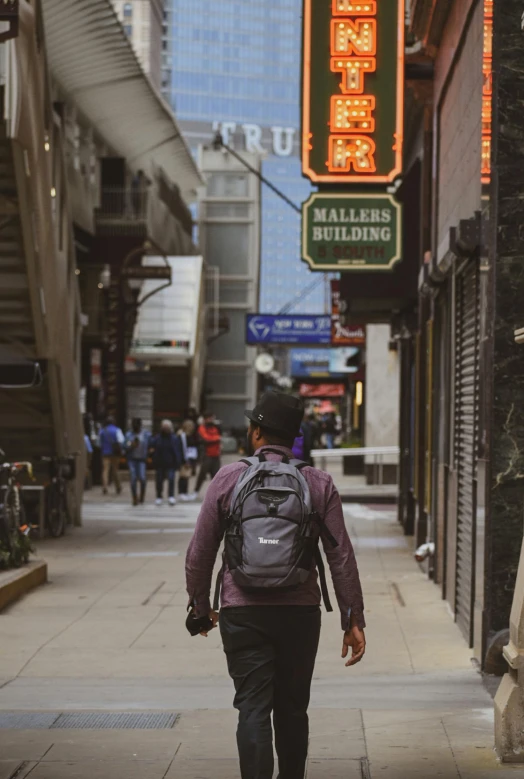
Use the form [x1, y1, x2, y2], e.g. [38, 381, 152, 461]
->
[125, 418, 150, 506]
[99, 416, 124, 496]
[150, 420, 184, 506]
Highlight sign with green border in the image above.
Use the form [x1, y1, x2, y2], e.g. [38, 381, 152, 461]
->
[302, 0, 404, 184]
[302, 192, 402, 271]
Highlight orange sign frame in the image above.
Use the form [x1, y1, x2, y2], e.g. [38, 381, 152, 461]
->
[302, 0, 405, 184]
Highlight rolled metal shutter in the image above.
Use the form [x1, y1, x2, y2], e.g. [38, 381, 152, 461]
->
[454, 260, 480, 646]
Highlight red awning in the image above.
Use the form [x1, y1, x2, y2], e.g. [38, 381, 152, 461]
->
[299, 383, 345, 398]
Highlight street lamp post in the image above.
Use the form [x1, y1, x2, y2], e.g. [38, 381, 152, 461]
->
[211, 131, 330, 316]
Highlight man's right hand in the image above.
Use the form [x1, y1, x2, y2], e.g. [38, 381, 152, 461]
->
[341, 624, 366, 667]
[200, 609, 219, 637]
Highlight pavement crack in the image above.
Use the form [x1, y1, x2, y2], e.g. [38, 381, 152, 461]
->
[161, 753, 178, 779]
[389, 581, 406, 607]
[14, 556, 153, 678]
[142, 580, 166, 606]
[360, 709, 370, 771]
[441, 718, 463, 778]
[129, 604, 167, 648]
[360, 756, 372, 779]
[8, 763, 31, 779]
[374, 518, 415, 672]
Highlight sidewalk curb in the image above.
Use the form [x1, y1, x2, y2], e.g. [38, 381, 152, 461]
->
[0, 560, 48, 611]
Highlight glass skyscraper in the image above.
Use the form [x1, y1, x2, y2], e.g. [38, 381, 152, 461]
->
[162, 0, 325, 314]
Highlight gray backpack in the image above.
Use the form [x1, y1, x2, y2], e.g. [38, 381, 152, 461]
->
[213, 450, 338, 611]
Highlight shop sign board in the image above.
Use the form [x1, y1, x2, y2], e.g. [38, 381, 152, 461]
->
[246, 315, 331, 345]
[299, 383, 346, 398]
[302, 0, 404, 183]
[302, 192, 402, 271]
[329, 347, 360, 374]
[331, 280, 366, 344]
[122, 266, 172, 281]
[290, 348, 347, 378]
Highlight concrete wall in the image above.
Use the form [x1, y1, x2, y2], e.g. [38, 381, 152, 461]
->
[436, 0, 483, 260]
[112, 0, 163, 89]
[198, 148, 261, 430]
[365, 325, 400, 464]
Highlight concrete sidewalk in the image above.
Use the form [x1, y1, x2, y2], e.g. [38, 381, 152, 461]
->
[0, 486, 517, 778]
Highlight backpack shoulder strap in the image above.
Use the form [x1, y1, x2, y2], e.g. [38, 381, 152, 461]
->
[311, 510, 339, 549]
[214, 457, 257, 610]
[314, 546, 333, 613]
[290, 459, 308, 470]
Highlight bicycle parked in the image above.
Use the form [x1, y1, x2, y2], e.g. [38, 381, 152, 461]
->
[0, 447, 34, 551]
[40, 453, 78, 537]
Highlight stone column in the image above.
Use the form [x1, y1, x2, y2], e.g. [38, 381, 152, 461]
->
[482, 0, 524, 665]
[490, 0, 524, 749]
[495, 537, 524, 760]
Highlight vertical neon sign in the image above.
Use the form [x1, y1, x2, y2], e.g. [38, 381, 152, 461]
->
[482, 0, 493, 184]
[302, 0, 404, 184]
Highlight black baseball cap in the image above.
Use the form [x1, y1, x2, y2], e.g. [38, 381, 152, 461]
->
[245, 391, 305, 439]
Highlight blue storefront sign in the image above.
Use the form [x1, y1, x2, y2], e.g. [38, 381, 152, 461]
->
[246, 315, 332, 345]
[290, 349, 332, 377]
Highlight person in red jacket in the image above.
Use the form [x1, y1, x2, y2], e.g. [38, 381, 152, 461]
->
[191, 411, 222, 498]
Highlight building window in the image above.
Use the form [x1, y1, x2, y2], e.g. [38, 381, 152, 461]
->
[124, 24, 133, 37]
[123, 3, 133, 18]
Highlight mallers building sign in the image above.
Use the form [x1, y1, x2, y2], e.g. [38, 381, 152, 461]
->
[302, 193, 402, 271]
[302, 0, 404, 183]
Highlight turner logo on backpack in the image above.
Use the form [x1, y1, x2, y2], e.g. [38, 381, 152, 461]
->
[213, 448, 338, 611]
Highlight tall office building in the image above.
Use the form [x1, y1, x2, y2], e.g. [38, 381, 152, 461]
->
[111, 0, 164, 90]
[162, 0, 325, 314]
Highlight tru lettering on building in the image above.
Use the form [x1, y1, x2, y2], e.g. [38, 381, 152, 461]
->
[302, 0, 404, 183]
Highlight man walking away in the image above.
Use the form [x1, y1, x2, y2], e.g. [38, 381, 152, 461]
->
[185, 390, 366, 779]
[151, 420, 184, 506]
[100, 416, 124, 496]
[125, 418, 150, 506]
[191, 411, 221, 499]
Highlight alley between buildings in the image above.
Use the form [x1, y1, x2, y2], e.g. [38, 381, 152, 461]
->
[0, 491, 517, 779]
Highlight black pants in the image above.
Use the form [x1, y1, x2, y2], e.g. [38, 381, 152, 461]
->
[195, 455, 221, 493]
[220, 606, 321, 779]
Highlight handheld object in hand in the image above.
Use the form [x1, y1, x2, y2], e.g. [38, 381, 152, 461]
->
[186, 610, 214, 637]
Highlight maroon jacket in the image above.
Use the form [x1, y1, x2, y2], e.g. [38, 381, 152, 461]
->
[185, 446, 365, 630]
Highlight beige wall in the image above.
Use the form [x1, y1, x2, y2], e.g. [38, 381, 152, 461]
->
[365, 325, 399, 463]
[111, 0, 163, 89]
[436, 0, 483, 260]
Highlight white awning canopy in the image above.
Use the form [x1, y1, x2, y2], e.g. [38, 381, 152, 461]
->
[41, 0, 203, 202]
[131, 256, 204, 366]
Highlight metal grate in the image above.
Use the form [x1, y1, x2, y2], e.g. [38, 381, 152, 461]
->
[51, 712, 178, 730]
[0, 712, 59, 729]
[0, 711, 178, 730]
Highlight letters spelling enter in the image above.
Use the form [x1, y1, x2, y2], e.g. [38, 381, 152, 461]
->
[330, 0, 378, 174]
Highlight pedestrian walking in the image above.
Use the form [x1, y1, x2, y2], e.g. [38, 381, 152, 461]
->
[322, 411, 338, 450]
[99, 416, 124, 496]
[178, 419, 199, 500]
[150, 420, 184, 506]
[125, 418, 150, 506]
[191, 411, 221, 499]
[185, 390, 366, 779]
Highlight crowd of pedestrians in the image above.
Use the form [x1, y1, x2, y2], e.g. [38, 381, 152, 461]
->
[84, 403, 343, 507]
[85, 408, 223, 506]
